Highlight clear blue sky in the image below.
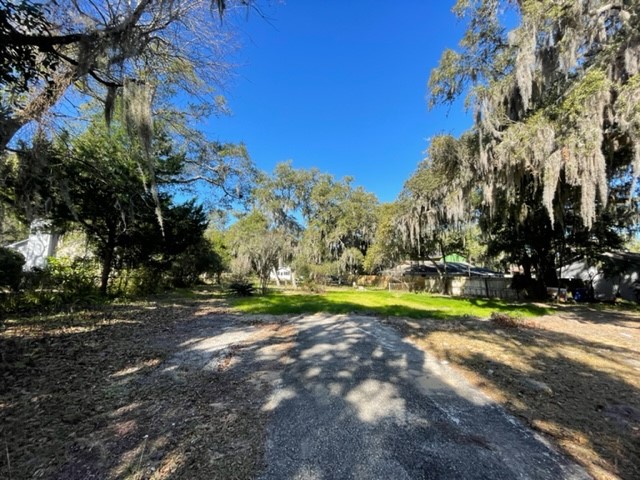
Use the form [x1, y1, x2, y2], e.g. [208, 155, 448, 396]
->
[205, 1, 471, 203]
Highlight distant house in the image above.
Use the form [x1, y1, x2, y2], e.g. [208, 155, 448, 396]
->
[559, 251, 640, 302]
[270, 267, 293, 282]
[386, 260, 502, 278]
[4, 220, 59, 271]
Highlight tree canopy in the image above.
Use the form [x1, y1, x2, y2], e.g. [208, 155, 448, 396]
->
[0, 0, 249, 151]
[429, 0, 640, 230]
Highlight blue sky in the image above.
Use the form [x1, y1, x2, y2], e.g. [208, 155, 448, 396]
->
[205, 1, 471, 203]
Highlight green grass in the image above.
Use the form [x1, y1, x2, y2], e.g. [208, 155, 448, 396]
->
[229, 289, 552, 320]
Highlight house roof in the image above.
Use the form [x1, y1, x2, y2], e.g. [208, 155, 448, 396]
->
[386, 261, 502, 278]
[5, 239, 28, 249]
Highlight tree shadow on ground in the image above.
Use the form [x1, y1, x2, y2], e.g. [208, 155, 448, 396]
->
[1, 297, 587, 480]
[0, 298, 287, 479]
[466, 297, 551, 316]
[252, 313, 584, 480]
[393, 315, 640, 479]
[555, 304, 640, 329]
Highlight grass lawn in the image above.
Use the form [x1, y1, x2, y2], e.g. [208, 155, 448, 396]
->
[230, 288, 552, 319]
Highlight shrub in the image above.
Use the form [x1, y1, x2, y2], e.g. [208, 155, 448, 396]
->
[0, 247, 25, 291]
[227, 276, 256, 296]
[1, 257, 101, 315]
[299, 277, 325, 293]
[45, 257, 98, 296]
[113, 266, 165, 297]
[168, 242, 222, 288]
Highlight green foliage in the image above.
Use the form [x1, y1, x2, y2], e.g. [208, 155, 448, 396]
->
[1, 256, 101, 315]
[0, 208, 28, 245]
[338, 247, 364, 275]
[0, 0, 60, 98]
[168, 240, 223, 287]
[298, 277, 325, 294]
[0, 246, 24, 290]
[8, 116, 212, 295]
[43, 257, 98, 297]
[426, 0, 640, 285]
[204, 227, 231, 279]
[0, 0, 239, 152]
[116, 267, 164, 297]
[237, 162, 382, 286]
[625, 236, 640, 253]
[364, 203, 404, 274]
[393, 135, 481, 281]
[252, 160, 314, 233]
[227, 210, 288, 293]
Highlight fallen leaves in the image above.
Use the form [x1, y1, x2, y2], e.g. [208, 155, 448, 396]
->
[0, 293, 293, 480]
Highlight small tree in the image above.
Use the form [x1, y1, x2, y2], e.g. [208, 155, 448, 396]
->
[227, 210, 288, 294]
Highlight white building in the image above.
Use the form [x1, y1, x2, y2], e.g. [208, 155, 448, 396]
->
[5, 220, 59, 270]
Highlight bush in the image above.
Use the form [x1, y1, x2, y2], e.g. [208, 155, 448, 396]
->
[1, 257, 101, 315]
[299, 277, 325, 293]
[44, 257, 98, 297]
[0, 247, 25, 291]
[110, 266, 165, 297]
[168, 242, 222, 288]
[227, 276, 256, 296]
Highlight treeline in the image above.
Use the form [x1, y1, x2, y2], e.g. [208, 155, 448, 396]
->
[2, 1, 640, 303]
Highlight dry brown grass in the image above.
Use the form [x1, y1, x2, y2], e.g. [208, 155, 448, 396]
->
[490, 311, 540, 329]
[387, 306, 640, 480]
[0, 296, 295, 480]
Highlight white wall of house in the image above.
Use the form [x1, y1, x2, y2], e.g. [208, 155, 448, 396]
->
[5, 220, 59, 270]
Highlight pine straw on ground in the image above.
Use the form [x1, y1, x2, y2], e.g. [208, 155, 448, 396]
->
[0, 296, 295, 480]
[386, 306, 640, 480]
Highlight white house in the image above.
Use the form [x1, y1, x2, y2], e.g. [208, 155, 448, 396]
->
[270, 267, 293, 282]
[5, 220, 59, 270]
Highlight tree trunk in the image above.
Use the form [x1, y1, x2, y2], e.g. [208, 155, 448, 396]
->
[522, 255, 532, 280]
[100, 245, 114, 296]
[427, 255, 446, 294]
[439, 241, 450, 295]
[1, 68, 77, 152]
[0, 117, 24, 153]
[538, 251, 558, 288]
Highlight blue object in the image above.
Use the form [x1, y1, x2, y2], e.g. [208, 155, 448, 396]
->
[573, 288, 588, 302]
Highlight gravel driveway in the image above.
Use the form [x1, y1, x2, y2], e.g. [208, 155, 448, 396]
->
[258, 313, 590, 480]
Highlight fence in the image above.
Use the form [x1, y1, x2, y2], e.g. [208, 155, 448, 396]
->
[386, 275, 519, 300]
